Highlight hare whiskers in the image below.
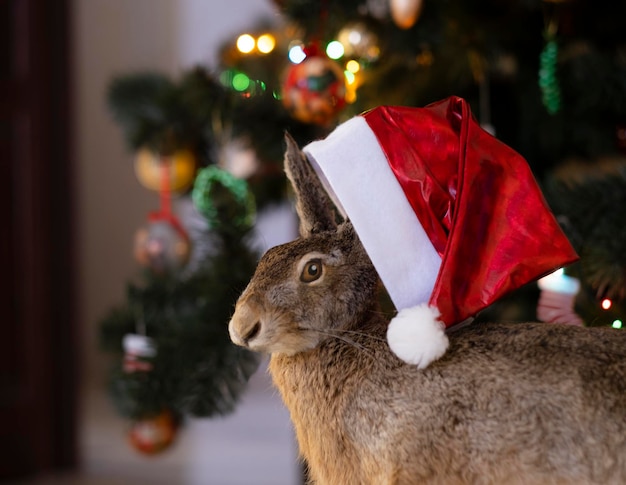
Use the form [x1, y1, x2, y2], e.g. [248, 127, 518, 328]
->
[332, 328, 387, 343]
[297, 326, 375, 357]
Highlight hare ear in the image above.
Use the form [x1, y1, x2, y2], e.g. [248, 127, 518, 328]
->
[284, 133, 337, 237]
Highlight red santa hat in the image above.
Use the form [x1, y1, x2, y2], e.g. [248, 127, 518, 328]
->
[303, 96, 578, 368]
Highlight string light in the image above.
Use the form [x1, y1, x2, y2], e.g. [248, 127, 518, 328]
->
[288, 45, 306, 64]
[612, 320, 623, 329]
[326, 41, 345, 60]
[257, 34, 276, 54]
[346, 60, 360, 73]
[232, 73, 251, 92]
[601, 298, 612, 310]
[236, 34, 256, 54]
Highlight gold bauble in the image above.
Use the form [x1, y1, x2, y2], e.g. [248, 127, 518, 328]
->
[134, 148, 197, 193]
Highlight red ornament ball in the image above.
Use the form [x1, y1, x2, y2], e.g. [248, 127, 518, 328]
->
[282, 54, 346, 125]
[128, 410, 179, 455]
[133, 217, 191, 274]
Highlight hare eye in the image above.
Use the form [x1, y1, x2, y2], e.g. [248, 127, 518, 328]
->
[300, 258, 323, 283]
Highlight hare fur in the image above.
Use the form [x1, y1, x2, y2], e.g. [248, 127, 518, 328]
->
[229, 134, 626, 485]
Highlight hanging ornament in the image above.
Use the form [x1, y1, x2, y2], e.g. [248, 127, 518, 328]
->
[390, 0, 423, 30]
[337, 22, 380, 62]
[539, 3, 562, 115]
[192, 166, 256, 231]
[133, 215, 191, 274]
[128, 409, 179, 455]
[539, 37, 561, 115]
[537, 269, 584, 326]
[122, 333, 156, 373]
[218, 138, 260, 180]
[133, 143, 192, 273]
[134, 148, 197, 193]
[281, 46, 347, 126]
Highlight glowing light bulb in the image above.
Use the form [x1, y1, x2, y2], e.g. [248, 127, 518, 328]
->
[232, 73, 250, 91]
[346, 60, 360, 73]
[236, 34, 255, 54]
[344, 70, 355, 85]
[601, 298, 613, 310]
[288, 45, 306, 64]
[257, 34, 276, 54]
[612, 320, 622, 329]
[326, 41, 345, 60]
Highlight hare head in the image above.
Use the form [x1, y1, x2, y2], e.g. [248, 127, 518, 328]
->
[228, 134, 379, 356]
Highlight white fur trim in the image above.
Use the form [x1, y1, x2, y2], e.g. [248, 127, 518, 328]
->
[386, 304, 449, 368]
[303, 117, 441, 310]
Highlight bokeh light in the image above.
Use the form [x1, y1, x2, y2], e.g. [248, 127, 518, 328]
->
[326, 40, 345, 60]
[288, 45, 306, 64]
[257, 34, 276, 54]
[346, 60, 360, 73]
[236, 34, 255, 54]
[232, 73, 251, 91]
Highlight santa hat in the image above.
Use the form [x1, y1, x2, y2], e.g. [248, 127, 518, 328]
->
[303, 96, 578, 368]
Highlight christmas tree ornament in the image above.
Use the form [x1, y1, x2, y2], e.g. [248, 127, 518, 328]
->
[390, 0, 423, 30]
[539, 36, 561, 115]
[539, 2, 563, 115]
[337, 22, 380, 61]
[192, 166, 256, 230]
[133, 216, 191, 274]
[537, 269, 584, 325]
[281, 47, 347, 126]
[303, 96, 579, 367]
[218, 138, 260, 180]
[128, 409, 179, 455]
[134, 148, 197, 193]
[133, 140, 193, 274]
[122, 333, 157, 373]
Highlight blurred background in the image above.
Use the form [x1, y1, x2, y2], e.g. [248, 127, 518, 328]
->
[2, 0, 625, 483]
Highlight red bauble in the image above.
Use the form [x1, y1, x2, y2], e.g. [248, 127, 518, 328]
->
[133, 217, 191, 274]
[128, 410, 179, 455]
[282, 54, 346, 126]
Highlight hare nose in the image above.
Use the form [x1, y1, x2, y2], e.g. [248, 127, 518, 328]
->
[242, 321, 261, 345]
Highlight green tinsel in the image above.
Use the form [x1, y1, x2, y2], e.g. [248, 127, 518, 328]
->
[539, 37, 561, 115]
[192, 166, 256, 231]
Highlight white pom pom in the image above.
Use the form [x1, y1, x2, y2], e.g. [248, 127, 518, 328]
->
[386, 304, 449, 369]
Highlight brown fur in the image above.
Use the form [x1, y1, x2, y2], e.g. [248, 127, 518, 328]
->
[229, 134, 626, 485]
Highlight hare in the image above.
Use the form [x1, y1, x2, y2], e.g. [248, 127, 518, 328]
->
[229, 135, 626, 485]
